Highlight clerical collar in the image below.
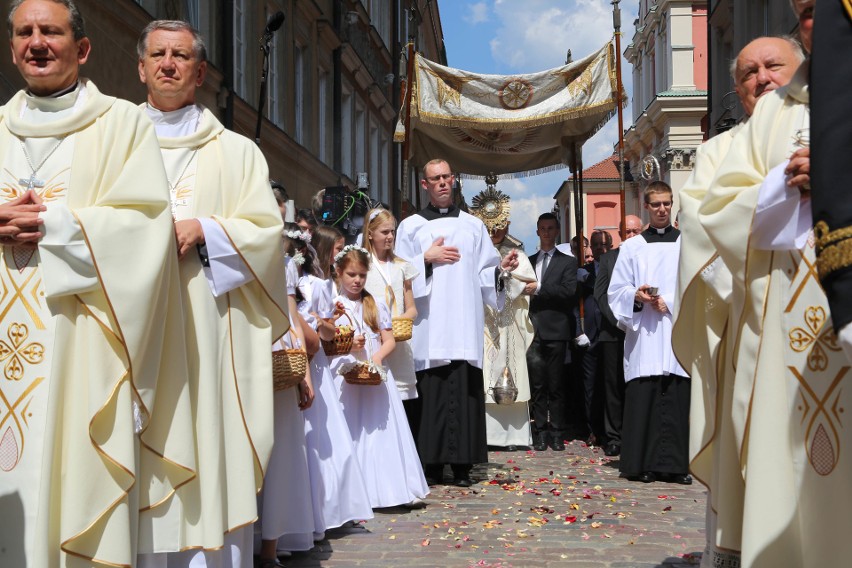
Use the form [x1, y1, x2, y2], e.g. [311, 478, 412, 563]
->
[418, 202, 460, 220]
[641, 224, 680, 243]
[23, 81, 82, 114]
[145, 103, 202, 137]
[647, 225, 673, 235]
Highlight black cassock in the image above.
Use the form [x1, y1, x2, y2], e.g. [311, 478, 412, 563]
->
[412, 361, 488, 466]
[812, 2, 852, 330]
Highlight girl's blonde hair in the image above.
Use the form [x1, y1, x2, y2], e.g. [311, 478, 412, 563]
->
[335, 248, 380, 333]
[361, 208, 399, 260]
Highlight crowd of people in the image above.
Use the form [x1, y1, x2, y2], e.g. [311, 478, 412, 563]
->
[1, 1, 849, 568]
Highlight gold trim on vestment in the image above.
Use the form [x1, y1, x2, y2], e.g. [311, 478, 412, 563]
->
[815, 224, 852, 279]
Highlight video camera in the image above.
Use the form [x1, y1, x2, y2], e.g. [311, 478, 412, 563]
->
[319, 176, 383, 242]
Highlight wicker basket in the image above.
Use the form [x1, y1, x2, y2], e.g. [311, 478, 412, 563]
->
[272, 332, 308, 391]
[343, 362, 382, 386]
[391, 316, 413, 342]
[321, 312, 355, 355]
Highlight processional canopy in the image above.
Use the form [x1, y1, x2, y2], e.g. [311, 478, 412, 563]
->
[395, 42, 626, 177]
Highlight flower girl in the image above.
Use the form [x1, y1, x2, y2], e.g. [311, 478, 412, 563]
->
[279, 227, 374, 543]
[325, 246, 428, 508]
[361, 208, 419, 402]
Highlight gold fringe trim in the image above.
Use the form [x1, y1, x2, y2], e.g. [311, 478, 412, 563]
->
[816, 234, 852, 279]
[844, 0, 852, 20]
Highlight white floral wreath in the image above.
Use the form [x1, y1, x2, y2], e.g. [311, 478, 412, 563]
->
[285, 229, 312, 244]
[333, 244, 370, 267]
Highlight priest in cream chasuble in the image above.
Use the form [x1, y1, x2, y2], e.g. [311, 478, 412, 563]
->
[0, 3, 192, 567]
[135, 21, 289, 566]
[469, 188, 534, 449]
[698, 11, 852, 560]
[674, 35, 805, 568]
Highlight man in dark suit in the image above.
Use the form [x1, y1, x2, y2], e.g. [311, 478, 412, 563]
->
[593, 215, 643, 456]
[577, 230, 613, 448]
[526, 213, 578, 451]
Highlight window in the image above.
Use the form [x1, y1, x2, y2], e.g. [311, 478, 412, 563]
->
[355, 103, 365, 178]
[370, 119, 379, 200]
[268, 18, 282, 127]
[185, 0, 200, 29]
[341, 88, 353, 177]
[233, 0, 247, 98]
[318, 70, 329, 164]
[295, 44, 306, 143]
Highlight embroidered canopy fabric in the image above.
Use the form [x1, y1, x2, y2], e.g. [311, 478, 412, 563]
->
[395, 42, 623, 177]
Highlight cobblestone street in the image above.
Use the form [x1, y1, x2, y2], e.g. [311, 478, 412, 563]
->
[285, 440, 706, 567]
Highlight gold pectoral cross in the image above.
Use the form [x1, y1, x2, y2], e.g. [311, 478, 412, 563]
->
[18, 173, 44, 191]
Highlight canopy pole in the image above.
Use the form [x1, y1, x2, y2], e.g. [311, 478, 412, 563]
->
[572, 143, 586, 330]
[613, 0, 627, 241]
[401, 42, 416, 209]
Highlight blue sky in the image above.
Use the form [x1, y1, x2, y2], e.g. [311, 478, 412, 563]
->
[436, 0, 639, 252]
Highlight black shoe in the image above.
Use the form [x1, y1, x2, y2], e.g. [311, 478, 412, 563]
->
[604, 442, 620, 457]
[504, 445, 518, 452]
[670, 474, 693, 485]
[550, 438, 565, 451]
[638, 471, 656, 483]
[453, 477, 473, 488]
[533, 433, 549, 452]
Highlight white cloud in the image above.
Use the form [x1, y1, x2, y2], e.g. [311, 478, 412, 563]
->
[463, 2, 490, 24]
[488, 0, 638, 73]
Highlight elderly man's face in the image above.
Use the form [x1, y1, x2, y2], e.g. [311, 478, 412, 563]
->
[10, 0, 90, 96]
[623, 215, 643, 239]
[138, 28, 206, 112]
[421, 161, 454, 208]
[734, 37, 800, 116]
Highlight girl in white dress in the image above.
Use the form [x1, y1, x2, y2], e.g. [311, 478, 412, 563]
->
[257, 255, 316, 567]
[324, 246, 429, 509]
[280, 227, 374, 544]
[361, 208, 419, 401]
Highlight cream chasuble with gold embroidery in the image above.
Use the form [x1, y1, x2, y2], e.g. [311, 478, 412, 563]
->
[0, 79, 192, 568]
[138, 105, 289, 555]
[673, 124, 744, 568]
[483, 243, 534, 446]
[699, 63, 852, 567]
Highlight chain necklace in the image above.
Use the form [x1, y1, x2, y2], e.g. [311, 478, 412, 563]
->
[17, 136, 66, 191]
[168, 148, 199, 217]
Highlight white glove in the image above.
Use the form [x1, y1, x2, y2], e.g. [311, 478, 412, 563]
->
[575, 333, 590, 348]
[840, 323, 852, 366]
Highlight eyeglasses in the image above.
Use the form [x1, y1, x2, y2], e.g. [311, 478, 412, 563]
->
[425, 173, 453, 183]
[646, 201, 672, 209]
[625, 228, 643, 235]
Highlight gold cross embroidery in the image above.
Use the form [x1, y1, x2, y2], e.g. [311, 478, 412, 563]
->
[789, 306, 841, 372]
[0, 323, 45, 381]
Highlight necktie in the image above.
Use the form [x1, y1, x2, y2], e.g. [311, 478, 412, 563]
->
[541, 251, 550, 279]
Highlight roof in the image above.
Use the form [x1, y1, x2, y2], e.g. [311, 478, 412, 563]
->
[574, 154, 621, 181]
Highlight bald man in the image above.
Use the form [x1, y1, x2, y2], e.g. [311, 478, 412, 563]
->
[593, 214, 642, 457]
[672, 34, 804, 568]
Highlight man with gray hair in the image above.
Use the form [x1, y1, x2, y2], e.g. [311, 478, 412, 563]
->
[690, 1, 852, 565]
[134, 20, 291, 568]
[0, 1, 190, 566]
[672, 34, 803, 568]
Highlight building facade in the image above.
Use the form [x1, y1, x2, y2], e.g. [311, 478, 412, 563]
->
[554, 154, 637, 248]
[622, 0, 708, 222]
[0, 0, 446, 216]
